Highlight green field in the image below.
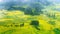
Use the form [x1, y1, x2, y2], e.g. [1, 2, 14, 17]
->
[0, 5, 60, 34]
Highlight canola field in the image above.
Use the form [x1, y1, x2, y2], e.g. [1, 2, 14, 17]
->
[0, 0, 60, 34]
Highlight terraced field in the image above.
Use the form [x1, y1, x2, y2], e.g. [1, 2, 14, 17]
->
[0, 0, 60, 34]
[0, 5, 60, 34]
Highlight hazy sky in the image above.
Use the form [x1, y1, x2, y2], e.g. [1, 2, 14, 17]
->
[0, 0, 60, 9]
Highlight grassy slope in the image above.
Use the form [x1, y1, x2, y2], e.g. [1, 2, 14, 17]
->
[0, 5, 60, 34]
